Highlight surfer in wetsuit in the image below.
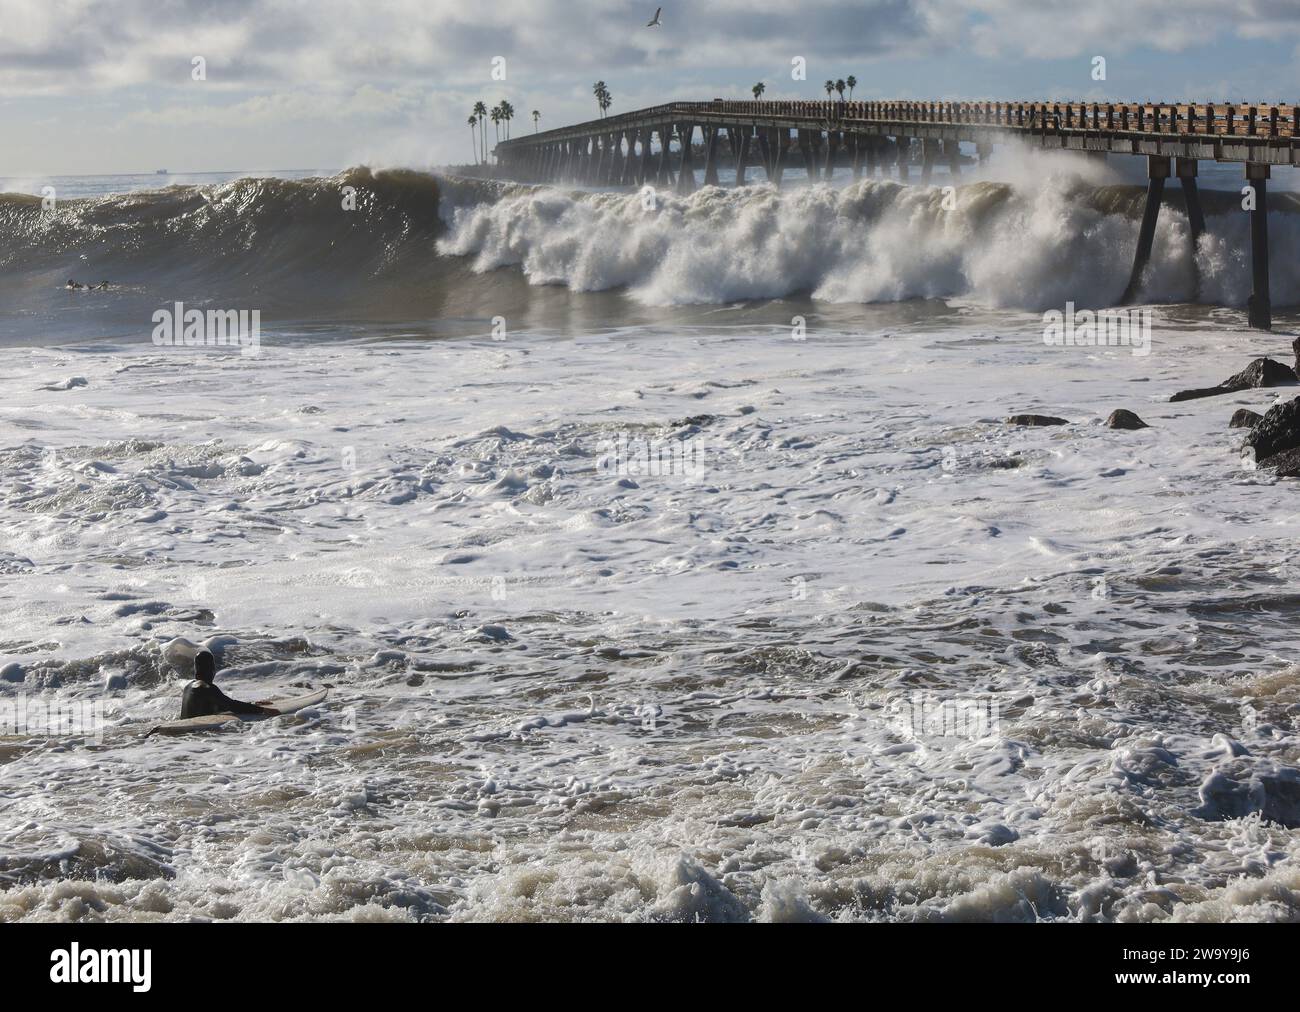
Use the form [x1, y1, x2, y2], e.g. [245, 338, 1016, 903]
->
[180, 651, 279, 718]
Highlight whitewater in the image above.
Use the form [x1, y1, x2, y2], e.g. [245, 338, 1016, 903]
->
[2, 155, 1300, 922]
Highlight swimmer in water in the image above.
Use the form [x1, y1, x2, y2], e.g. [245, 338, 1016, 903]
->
[180, 651, 279, 719]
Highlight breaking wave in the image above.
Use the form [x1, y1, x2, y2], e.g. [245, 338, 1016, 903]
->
[440, 170, 1300, 311]
[3, 162, 1298, 342]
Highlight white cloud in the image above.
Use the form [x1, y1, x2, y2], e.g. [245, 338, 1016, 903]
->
[3, 1, 1299, 172]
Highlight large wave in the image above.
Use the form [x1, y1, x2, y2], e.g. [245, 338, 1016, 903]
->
[439, 168, 1300, 311]
[0, 167, 446, 291]
[3, 161, 1298, 345]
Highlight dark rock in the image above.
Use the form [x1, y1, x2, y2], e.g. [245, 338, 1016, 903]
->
[1258, 446, 1300, 478]
[1232, 357, 1296, 388]
[0, 662, 23, 683]
[1171, 357, 1297, 402]
[1229, 408, 1263, 429]
[1293, 336, 1300, 375]
[1006, 414, 1068, 427]
[1245, 396, 1300, 461]
[1106, 409, 1148, 430]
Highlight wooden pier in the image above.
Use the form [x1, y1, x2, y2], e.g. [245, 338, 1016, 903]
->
[494, 99, 1298, 329]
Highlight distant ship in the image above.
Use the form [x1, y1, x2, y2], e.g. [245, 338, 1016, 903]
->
[156, 169, 168, 175]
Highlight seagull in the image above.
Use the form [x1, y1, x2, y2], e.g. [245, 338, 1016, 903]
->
[647, 7, 662, 27]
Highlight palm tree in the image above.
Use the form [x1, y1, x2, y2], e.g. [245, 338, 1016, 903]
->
[500, 100, 515, 139]
[824, 80, 835, 100]
[752, 82, 765, 101]
[532, 110, 540, 133]
[846, 75, 857, 100]
[593, 81, 608, 118]
[473, 101, 488, 165]
[491, 105, 502, 146]
[599, 88, 612, 117]
[468, 115, 479, 164]
[835, 79, 846, 102]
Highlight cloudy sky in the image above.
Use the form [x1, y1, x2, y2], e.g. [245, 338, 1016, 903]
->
[3, 0, 1299, 176]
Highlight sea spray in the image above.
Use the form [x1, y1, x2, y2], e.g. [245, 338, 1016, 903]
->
[439, 172, 1300, 311]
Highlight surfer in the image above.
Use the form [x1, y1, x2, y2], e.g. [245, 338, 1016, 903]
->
[180, 651, 280, 718]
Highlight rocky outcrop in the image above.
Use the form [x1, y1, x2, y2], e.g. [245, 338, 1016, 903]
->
[1229, 408, 1263, 429]
[1244, 395, 1300, 461]
[1170, 357, 1297, 402]
[1006, 414, 1068, 426]
[1105, 409, 1148, 430]
[1259, 446, 1300, 477]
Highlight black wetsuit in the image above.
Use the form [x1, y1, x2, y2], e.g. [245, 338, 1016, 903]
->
[180, 679, 264, 719]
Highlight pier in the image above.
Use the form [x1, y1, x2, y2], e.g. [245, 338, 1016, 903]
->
[494, 99, 1299, 329]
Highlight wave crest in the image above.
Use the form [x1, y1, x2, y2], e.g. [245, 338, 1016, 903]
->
[439, 174, 1300, 310]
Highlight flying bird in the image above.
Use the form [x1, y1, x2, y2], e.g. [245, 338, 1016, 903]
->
[647, 7, 663, 27]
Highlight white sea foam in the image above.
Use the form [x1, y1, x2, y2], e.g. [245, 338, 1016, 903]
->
[2, 320, 1300, 922]
[438, 165, 1300, 311]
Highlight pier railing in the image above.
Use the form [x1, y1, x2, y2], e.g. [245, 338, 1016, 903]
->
[497, 99, 1300, 152]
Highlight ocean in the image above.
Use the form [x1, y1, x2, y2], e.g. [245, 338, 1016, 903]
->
[2, 149, 1300, 922]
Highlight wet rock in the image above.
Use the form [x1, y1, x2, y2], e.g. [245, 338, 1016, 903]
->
[1106, 409, 1148, 430]
[1258, 446, 1300, 478]
[0, 662, 24, 683]
[1170, 357, 1297, 402]
[1196, 758, 1300, 828]
[1006, 414, 1068, 427]
[1245, 395, 1300, 461]
[1230, 357, 1296, 389]
[1229, 408, 1263, 429]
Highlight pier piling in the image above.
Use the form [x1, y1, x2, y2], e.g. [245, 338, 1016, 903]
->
[703, 127, 720, 186]
[1247, 163, 1272, 331]
[1177, 158, 1205, 299]
[823, 131, 838, 180]
[921, 138, 940, 184]
[734, 127, 751, 186]
[1120, 155, 1169, 305]
[799, 130, 817, 183]
[676, 124, 695, 194]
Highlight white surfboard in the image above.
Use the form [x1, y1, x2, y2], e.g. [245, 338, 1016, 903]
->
[148, 688, 329, 737]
